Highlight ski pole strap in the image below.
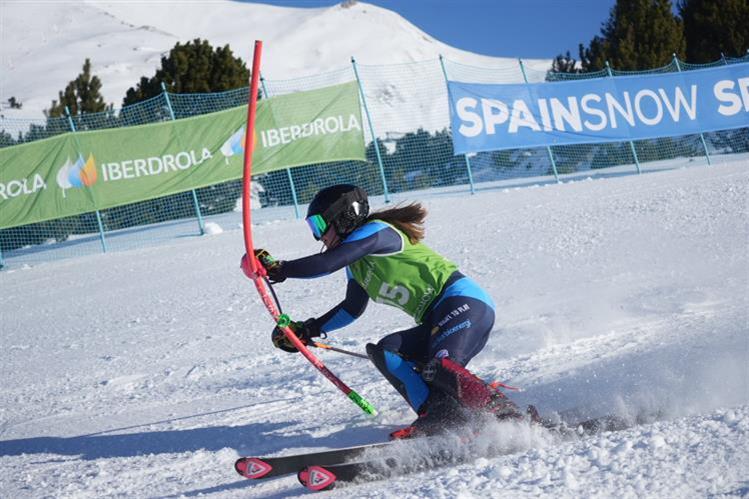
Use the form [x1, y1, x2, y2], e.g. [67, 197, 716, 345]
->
[347, 390, 378, 416]
[265, 277, 284, 314]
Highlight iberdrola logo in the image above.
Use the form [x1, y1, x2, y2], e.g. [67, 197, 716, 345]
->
[220, 126, 258, 164]
[56, 153, 97, 197]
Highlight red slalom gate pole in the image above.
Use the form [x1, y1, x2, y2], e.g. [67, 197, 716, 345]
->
[240, 41, 376, 417]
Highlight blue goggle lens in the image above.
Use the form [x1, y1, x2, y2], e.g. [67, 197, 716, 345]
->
[306, 214, 328, 240]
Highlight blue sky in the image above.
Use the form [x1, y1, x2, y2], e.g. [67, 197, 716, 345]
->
[240, 0, 618, 59]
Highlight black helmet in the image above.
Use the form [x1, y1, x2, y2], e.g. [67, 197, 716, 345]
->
[306, 184, 369, 240]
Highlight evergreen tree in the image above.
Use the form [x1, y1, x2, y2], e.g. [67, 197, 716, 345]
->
[105, 39, 251, 234]
[8, 97, 22, 109]
[579, 0, 685, 72]
[489, 149, 517, 170]
[547, 50, 583, 80]
[46, 59, 109, 117]
[551, 51, 582, 74]
[122, 39, 250, 106]
[0, 129, 17, 148]
[679, 0, 749, 63]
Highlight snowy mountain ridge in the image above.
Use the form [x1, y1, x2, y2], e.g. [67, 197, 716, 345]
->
[0, 0, 550, 119]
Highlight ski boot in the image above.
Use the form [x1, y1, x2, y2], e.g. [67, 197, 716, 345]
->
[422, 356, 525, 422]
[390, 390, 468, 440]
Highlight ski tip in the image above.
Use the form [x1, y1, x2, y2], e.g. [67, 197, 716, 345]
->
[389, 425, 418, 440]
[235, 457, 273, 479]
[298, 465, 337, 492]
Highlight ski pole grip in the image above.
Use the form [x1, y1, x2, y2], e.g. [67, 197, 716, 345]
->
[276, 313, 291, 328]
[348, 390, 378, 416]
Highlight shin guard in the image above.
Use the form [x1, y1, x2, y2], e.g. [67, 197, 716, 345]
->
[421, 357, 520, 418]
[421, 357, 492, 408]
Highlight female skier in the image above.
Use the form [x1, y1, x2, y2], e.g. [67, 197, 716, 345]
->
[242, 184, 524, 438]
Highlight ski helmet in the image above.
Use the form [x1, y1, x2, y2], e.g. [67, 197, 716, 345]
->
[306, 184, 369, 240]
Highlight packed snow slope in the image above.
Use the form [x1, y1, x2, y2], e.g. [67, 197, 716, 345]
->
[1, 160, 748, 498]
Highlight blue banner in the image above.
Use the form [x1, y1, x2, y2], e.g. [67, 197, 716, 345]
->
[448, 63, 749, 154]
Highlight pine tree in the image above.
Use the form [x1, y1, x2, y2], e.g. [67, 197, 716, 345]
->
[8, 97, 22, 109]
[122, 39, 250, 106]
[547, 50, 583, 80]
[579, 0, 686, 72]
[0, 129, 17, 147]
[46, 59, 109, 117]
[551, 51, 581, 74]
[679, 0, 749, 63]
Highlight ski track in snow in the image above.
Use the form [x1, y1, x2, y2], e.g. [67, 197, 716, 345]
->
[1, 160, 747, 498]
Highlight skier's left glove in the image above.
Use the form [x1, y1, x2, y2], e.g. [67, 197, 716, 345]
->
[240, 249, 286, 283]
[271, 318, 321, 353]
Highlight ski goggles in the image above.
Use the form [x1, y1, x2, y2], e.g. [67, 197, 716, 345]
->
[306, 214, 329, 240]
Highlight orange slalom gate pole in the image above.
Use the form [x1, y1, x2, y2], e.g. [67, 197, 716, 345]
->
[240, 40, 376, 416]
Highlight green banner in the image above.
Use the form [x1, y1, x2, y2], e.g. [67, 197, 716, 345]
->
[0, 82, 365, 229]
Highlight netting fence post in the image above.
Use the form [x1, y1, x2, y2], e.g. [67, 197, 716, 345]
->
[519, 59, 559, 181]
[439, 55, 475, 195]
[260, 76, 301, 219]
[161, 82, 206, 234]
[351, 57, 390, 203]
[65, 106, 108, 254]
[605, 61, 642, 174]
[673, 55, 712, 166]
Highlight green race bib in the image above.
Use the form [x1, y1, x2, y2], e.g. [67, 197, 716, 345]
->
[348, 222, 458, 323]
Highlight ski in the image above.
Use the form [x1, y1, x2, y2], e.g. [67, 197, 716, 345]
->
[542, 413, 630, 438]
[298, 448, 460, 491]
[234, 440, 400, 480]
[235, 433, 459, 480]
[297, 414, 631, 491]
[236, 412, 630, 483]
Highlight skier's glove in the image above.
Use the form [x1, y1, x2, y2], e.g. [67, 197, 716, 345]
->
[240, 249, 286, 283]
[271, 318, 321, 353]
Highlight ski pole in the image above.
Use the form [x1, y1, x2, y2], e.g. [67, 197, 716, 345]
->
[240, 40, 376, 417]
[311, 341, 369, 360]
[262, 280, 368, 361]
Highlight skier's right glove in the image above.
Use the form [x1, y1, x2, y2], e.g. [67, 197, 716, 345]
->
[271, 318, 321, 353]
[254, 248, 286, 283]
[240, 249, 286, 283]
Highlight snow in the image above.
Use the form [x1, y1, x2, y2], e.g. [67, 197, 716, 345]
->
[0, 0, 550, 120]
[1, 159, 747, 497]
[204, 222, 224, 236]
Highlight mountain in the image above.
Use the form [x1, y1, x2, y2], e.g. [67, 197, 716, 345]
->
[0, 0, 551, 119]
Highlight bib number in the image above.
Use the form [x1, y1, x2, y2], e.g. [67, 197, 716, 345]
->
[378, 282, 410, 306]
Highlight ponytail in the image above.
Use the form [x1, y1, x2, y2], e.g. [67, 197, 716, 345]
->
[367, 202, 427, 244]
